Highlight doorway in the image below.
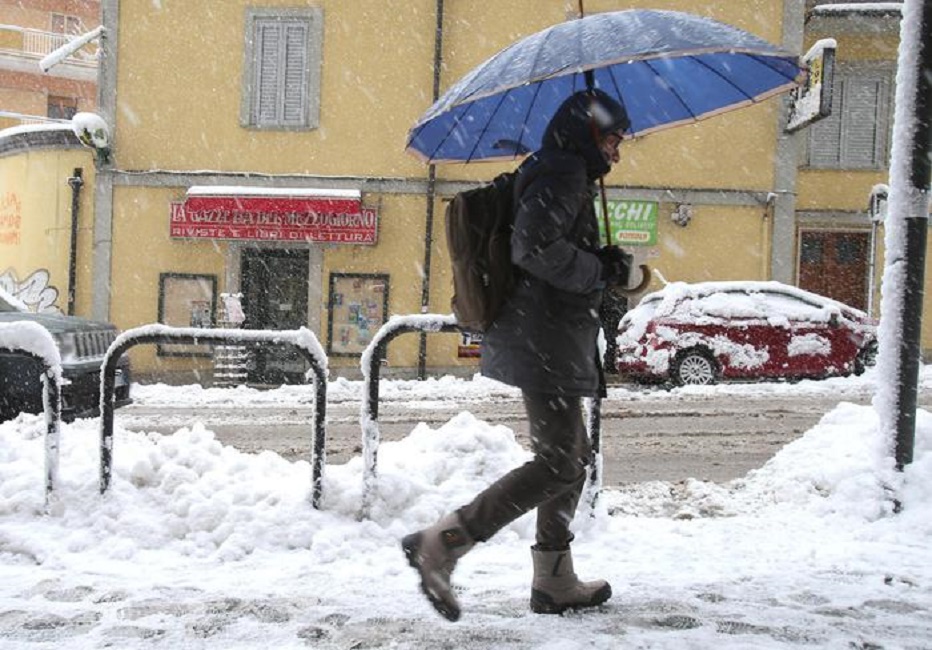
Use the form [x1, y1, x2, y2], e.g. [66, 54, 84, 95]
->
[241, 248, 310, 384]
[798, 230, 869, 311]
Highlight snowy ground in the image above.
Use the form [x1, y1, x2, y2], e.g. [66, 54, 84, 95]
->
[1, 370, 931, 649]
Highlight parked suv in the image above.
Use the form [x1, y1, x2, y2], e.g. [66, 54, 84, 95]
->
[0, 290, 131, 421]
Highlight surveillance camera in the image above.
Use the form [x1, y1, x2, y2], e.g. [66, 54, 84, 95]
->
[71, 112, 110, 149]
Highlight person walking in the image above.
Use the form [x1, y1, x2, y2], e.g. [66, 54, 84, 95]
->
[402, 89, 632, 622]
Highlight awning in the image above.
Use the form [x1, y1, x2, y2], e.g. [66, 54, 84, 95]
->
[170, 186, 377, 245]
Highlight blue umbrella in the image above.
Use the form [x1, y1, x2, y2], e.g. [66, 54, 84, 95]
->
[406, 9, 806, 164]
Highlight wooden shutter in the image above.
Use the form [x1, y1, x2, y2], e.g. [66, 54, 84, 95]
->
[842, 76, 888, 168]
[256, 22, 282, 125]
[807, 67, 891, 169]
[254, 19, 309, 127]
[282, 23, 308, 125]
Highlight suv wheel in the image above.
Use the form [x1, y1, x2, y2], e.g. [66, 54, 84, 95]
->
[672, 349, 718, 386]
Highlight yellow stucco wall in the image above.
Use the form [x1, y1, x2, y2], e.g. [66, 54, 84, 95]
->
[0, 144, 95, 314]
[653, 203, 770, 286]
[112, 0, 784, 190]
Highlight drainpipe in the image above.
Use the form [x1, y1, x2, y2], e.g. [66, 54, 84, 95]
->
[91, 0, 119, 322]
[66, 168, 84, 315]
[770, 0, 806, 285]
[417, 0, 444, 379]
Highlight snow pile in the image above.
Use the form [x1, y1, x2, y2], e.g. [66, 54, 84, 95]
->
[1, 381, 931, 646]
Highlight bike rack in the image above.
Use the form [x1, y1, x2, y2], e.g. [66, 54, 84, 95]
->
[359, 314, 604, 516]
[100, 325, 329, 507]
[0, 323, 62, 507]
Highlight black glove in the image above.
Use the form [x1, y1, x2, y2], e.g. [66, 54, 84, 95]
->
[595, 245, 632, 286]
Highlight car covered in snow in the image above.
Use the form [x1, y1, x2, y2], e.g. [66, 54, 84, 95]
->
[0, 289, 132, 421]
[615, 281, 878, 386]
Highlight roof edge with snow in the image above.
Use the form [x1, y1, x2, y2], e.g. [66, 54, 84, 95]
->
[0, 124, 84, 158]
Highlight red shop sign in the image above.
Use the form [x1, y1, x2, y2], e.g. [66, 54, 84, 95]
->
[169, 194, 378, 245]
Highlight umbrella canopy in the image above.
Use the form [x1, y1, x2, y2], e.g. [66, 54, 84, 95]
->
[406, 9, 806, 164]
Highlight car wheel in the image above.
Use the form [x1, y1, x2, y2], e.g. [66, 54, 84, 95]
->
[672, 349, 718, 386]
[855, 341, 878, 375]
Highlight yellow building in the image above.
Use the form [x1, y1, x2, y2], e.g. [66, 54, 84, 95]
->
[0, 0, 918, 382]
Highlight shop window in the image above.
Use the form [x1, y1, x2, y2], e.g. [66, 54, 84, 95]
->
[241, 7, 323, 130]
[806, 64, 893, 170]
[47, 96, 78, 121]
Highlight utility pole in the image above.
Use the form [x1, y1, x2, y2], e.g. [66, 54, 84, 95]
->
[882, 0, 932, 471]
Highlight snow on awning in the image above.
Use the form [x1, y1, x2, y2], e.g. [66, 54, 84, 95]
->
[809, 3, 903, 17]
[171, 186, 377, 245]
[185, 185, 361, 199]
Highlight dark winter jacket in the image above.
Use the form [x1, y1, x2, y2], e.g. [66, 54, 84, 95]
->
[480, 90, 629, 397]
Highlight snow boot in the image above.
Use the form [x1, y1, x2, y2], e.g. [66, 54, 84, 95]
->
[530, 546, 612, 614]
[401, 512, 475, 622]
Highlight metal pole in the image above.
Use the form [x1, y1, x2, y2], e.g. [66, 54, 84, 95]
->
[893, 0, 932, 470]
[417, 0, 445, 380]
[67, 169, 83, 316]
[868, 219, 878, 316]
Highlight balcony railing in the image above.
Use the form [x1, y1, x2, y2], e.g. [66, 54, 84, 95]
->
[0, 25, 98, 67]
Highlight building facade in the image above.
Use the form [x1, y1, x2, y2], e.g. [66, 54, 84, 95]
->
[0, 0, 99, 129]
[0, 0, 921, 382]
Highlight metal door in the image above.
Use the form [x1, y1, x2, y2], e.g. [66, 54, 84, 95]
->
[241, 248, 310, 384]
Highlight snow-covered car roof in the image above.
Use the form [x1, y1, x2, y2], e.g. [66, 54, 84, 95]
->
[636, 280, 869, 317]
[619, 281, 875, 343]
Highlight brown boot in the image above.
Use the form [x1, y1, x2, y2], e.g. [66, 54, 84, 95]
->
[530, 545, 612, 614]
[401, 512, 475, 621]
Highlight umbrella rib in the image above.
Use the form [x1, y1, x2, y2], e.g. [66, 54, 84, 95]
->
[689, 53, 801, 104]
[515, 81, 546, 157]
[643, 59, 700, 120]
[746, 52, 806, 84]
[527, 26, 557, 88]
[464, 90, 514, 162]
[687, 56, 755, 107]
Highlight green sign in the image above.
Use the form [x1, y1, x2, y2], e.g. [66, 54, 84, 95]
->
[595, 199, 658, 246]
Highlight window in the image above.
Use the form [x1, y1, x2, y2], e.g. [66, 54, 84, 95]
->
[241, 8, 323, 130]
[50, 13, 82, 35]
[47, 96, 78, 120]
[806, 64, 894, 170]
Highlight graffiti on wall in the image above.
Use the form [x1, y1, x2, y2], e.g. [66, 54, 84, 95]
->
[0, 193, 21, 246]
[0, 268, 61, 314]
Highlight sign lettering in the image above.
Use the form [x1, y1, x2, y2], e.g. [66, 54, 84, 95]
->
[169, 195, 378, 245]
[595, 199, 659, 246]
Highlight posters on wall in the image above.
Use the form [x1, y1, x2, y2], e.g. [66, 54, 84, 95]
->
[327, 273, 388, 356]
[157, 273, 216, 357]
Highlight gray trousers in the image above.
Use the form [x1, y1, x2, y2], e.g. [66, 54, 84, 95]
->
[457, 390, 591, 550]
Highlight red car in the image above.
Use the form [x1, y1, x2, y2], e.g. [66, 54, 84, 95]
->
[615, 281, 878, 386]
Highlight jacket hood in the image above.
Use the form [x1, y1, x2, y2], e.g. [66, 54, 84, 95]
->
[541, 89, 630, 180]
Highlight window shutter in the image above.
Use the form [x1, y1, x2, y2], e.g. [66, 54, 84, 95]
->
[244, 9, 321, 130]
[806, 67, 892, 170]
[282, 23, 309, 125]
[843, 77, 883, 168]
[808, 78, 843, 168]
[256, 22, 282, 125]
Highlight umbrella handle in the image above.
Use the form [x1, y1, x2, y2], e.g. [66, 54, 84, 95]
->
[617, 264, 652, 295]
[599, 176, 611, 245]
